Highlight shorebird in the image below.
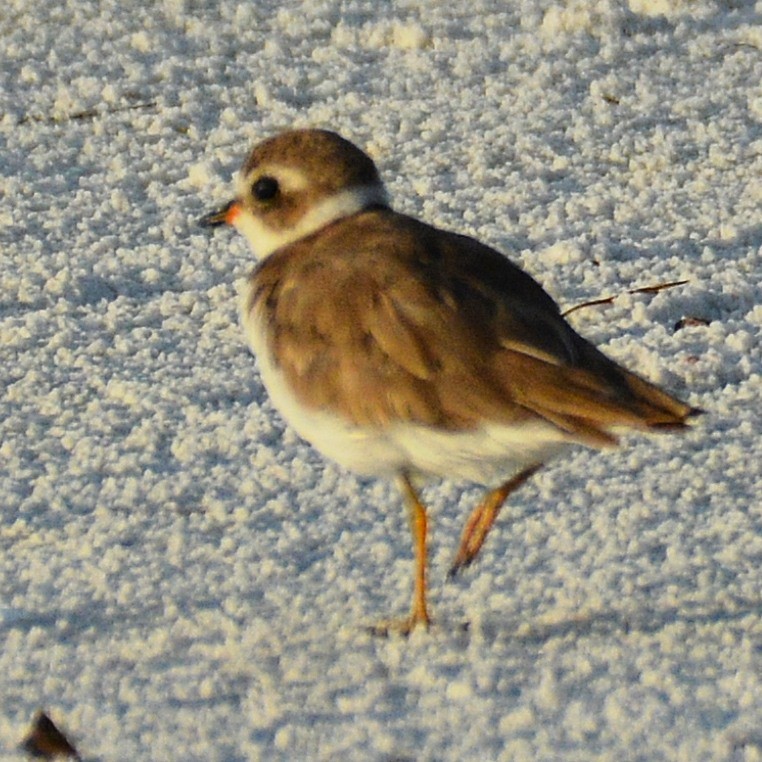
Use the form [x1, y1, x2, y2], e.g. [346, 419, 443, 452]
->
[200, 128, 699, 633]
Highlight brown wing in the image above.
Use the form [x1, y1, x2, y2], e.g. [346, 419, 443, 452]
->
[248, 208, 697, 445]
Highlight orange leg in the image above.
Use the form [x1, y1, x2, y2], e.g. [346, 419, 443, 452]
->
[449, 465, 542, 578]
[369, 473, 432, 636]
[400, 473, 432, 630]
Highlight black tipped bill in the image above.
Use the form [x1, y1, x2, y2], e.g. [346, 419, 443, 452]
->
[198, 199, 238, 228]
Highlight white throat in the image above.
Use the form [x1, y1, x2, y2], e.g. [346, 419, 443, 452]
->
[233, 184, 389, 260]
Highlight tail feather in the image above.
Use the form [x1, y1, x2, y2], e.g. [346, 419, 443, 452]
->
[617, 366, 702, 425]
[493, 339, 701, 447]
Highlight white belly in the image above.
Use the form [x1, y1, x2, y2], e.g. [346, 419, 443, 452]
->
[242, 302, 572, 486]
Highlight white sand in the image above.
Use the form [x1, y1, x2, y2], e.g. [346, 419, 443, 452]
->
[1, 0, 761, 759]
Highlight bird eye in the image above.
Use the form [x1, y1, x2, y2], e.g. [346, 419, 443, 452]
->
[252, 176, 279, 201]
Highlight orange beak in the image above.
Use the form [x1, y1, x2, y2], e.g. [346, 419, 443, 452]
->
[198, 200, 241, 228]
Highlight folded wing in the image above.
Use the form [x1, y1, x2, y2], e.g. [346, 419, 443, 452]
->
[248, 208, 698, 446]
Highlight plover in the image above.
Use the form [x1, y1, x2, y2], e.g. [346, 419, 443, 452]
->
[200, 128, 699, 633]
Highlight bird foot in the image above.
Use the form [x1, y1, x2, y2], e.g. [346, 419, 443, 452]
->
[365, 611, 432, 638]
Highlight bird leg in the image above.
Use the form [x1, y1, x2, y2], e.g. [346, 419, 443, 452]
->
[369, 473, 432, 636]
[402, 473, 432, 629]
[449, 464, 542, 578]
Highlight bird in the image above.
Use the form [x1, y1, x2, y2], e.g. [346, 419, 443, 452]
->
[200, 128, 699, 634]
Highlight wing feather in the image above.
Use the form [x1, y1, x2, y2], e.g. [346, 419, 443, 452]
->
[247, 208, 696, 444]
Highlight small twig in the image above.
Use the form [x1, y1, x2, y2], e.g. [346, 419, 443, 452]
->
[18, 100, 157, 125]
[562, 279, 689, 317]
[628, 279, 689, 295]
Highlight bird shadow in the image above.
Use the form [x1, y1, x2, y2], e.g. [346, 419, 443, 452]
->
[440, 594, 762, 649]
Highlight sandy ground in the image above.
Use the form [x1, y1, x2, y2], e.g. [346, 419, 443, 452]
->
[1, 0, 761, 759]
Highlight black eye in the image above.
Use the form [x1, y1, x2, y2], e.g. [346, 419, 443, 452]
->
[252, 176, 279, 201]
